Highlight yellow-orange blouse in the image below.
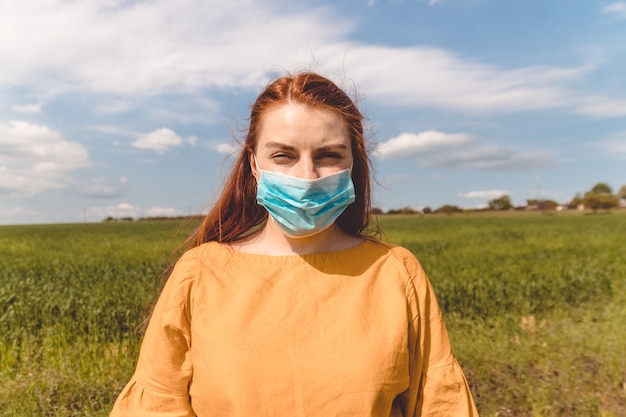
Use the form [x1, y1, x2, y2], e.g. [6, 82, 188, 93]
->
[110, 240, 478, 416]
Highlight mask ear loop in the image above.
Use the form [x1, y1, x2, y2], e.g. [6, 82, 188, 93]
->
[252, 154, 262, 183]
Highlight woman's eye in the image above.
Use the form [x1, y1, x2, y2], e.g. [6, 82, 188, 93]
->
[317, 153, 342, 161]
[271, 153, 294, 163]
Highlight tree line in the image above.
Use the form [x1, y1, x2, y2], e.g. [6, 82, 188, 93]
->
[377, 182, 626, 215]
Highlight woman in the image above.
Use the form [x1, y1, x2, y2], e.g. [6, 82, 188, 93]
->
[110, 72, 479, 416]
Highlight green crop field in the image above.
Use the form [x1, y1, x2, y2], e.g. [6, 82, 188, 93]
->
[1, 212, 625, 416]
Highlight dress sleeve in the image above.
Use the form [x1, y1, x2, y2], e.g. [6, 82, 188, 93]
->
[394, 249, 479, 417]
[110, 255, 197, 417]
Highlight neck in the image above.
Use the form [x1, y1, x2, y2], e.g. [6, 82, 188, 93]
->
[233, 217, 362, 256]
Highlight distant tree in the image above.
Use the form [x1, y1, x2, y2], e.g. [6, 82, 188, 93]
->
[537, 200, 559, 211]
[488, 195, 513, 211]
[568, 193, 584, 209]
[435, 204, 463, 215]
[591, 182, 613, 194]
[526, 198, 559, 211]
[370, 207, 384, 215]
[583, 182, 619, 213]
[618, 185, 626, 200]
[526, 199, 539, 206]
[422, 206, 432, 214]
[387, 206, 419, 215]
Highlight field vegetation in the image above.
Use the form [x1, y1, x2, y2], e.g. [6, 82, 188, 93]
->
[1, 211, 625, 416]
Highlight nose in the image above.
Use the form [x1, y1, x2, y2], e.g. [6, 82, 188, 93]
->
[293, 159, 320, 180]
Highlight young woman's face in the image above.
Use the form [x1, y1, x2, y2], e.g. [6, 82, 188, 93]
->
[251, 103, 353, 179]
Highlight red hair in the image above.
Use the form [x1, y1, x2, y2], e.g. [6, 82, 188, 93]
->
[188, 72, 376, 248]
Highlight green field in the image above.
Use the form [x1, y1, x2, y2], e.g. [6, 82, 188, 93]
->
[1, 212, 625, 416]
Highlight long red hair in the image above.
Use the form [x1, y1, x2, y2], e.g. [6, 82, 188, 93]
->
[188, 72, 376, 248]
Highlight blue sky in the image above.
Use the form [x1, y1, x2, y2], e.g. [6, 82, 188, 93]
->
[1, 0, 625, 224]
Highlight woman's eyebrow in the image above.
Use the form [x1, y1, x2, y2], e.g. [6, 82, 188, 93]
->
[263, 142, 296, 150]
[262, 142, 348, 151]
[317, 144, 348, 152]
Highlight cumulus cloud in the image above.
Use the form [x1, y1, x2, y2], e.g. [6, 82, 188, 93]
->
[133, 128, 189, 153]
[376, 130, 475, 158]
[0, 121, 90, 194]
[376, 129, 555, 171]
[216, 142, 239, 154]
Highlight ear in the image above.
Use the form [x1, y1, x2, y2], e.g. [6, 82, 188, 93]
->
[248, 150, 260, 180]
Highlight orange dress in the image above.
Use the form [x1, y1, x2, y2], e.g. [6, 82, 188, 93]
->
[110, 240, 478, 416]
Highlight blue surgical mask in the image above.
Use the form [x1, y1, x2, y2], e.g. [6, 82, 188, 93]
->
[255, 160, 356, 237]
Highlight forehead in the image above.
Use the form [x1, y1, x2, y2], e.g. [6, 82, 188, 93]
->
[256, 103, 350, 148]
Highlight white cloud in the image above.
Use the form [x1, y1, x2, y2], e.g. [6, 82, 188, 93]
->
[338, 44, 587, 113]
[377, 129, 555, 171]
[12, 103, 42, 114]
[459, 190, 511, 200]
[88, 125, 138, 137]
[602, 2, 626, 18]
[1, 0, 624, 121]
[575, 96, 626, 118]
[0, 121, 90, 194]
[376, 130, 475, 159]
[145, 206, 183, 217]
[216, 142, 238, 154]
[0, 0, 350, 95]
[429, 146, 554, 171]
[133, 128, 183, 153]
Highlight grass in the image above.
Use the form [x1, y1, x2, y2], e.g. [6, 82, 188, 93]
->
[1, 211, 625, 416]
[0, 221, 195, 417]
[381, 212, 626, 416]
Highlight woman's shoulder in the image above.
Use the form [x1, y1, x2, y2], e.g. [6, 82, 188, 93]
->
[177, 241, 232, 263]
[166, 242, 228, 282]
[365, 238, 421, 263]
[367, 239, 428, 282]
